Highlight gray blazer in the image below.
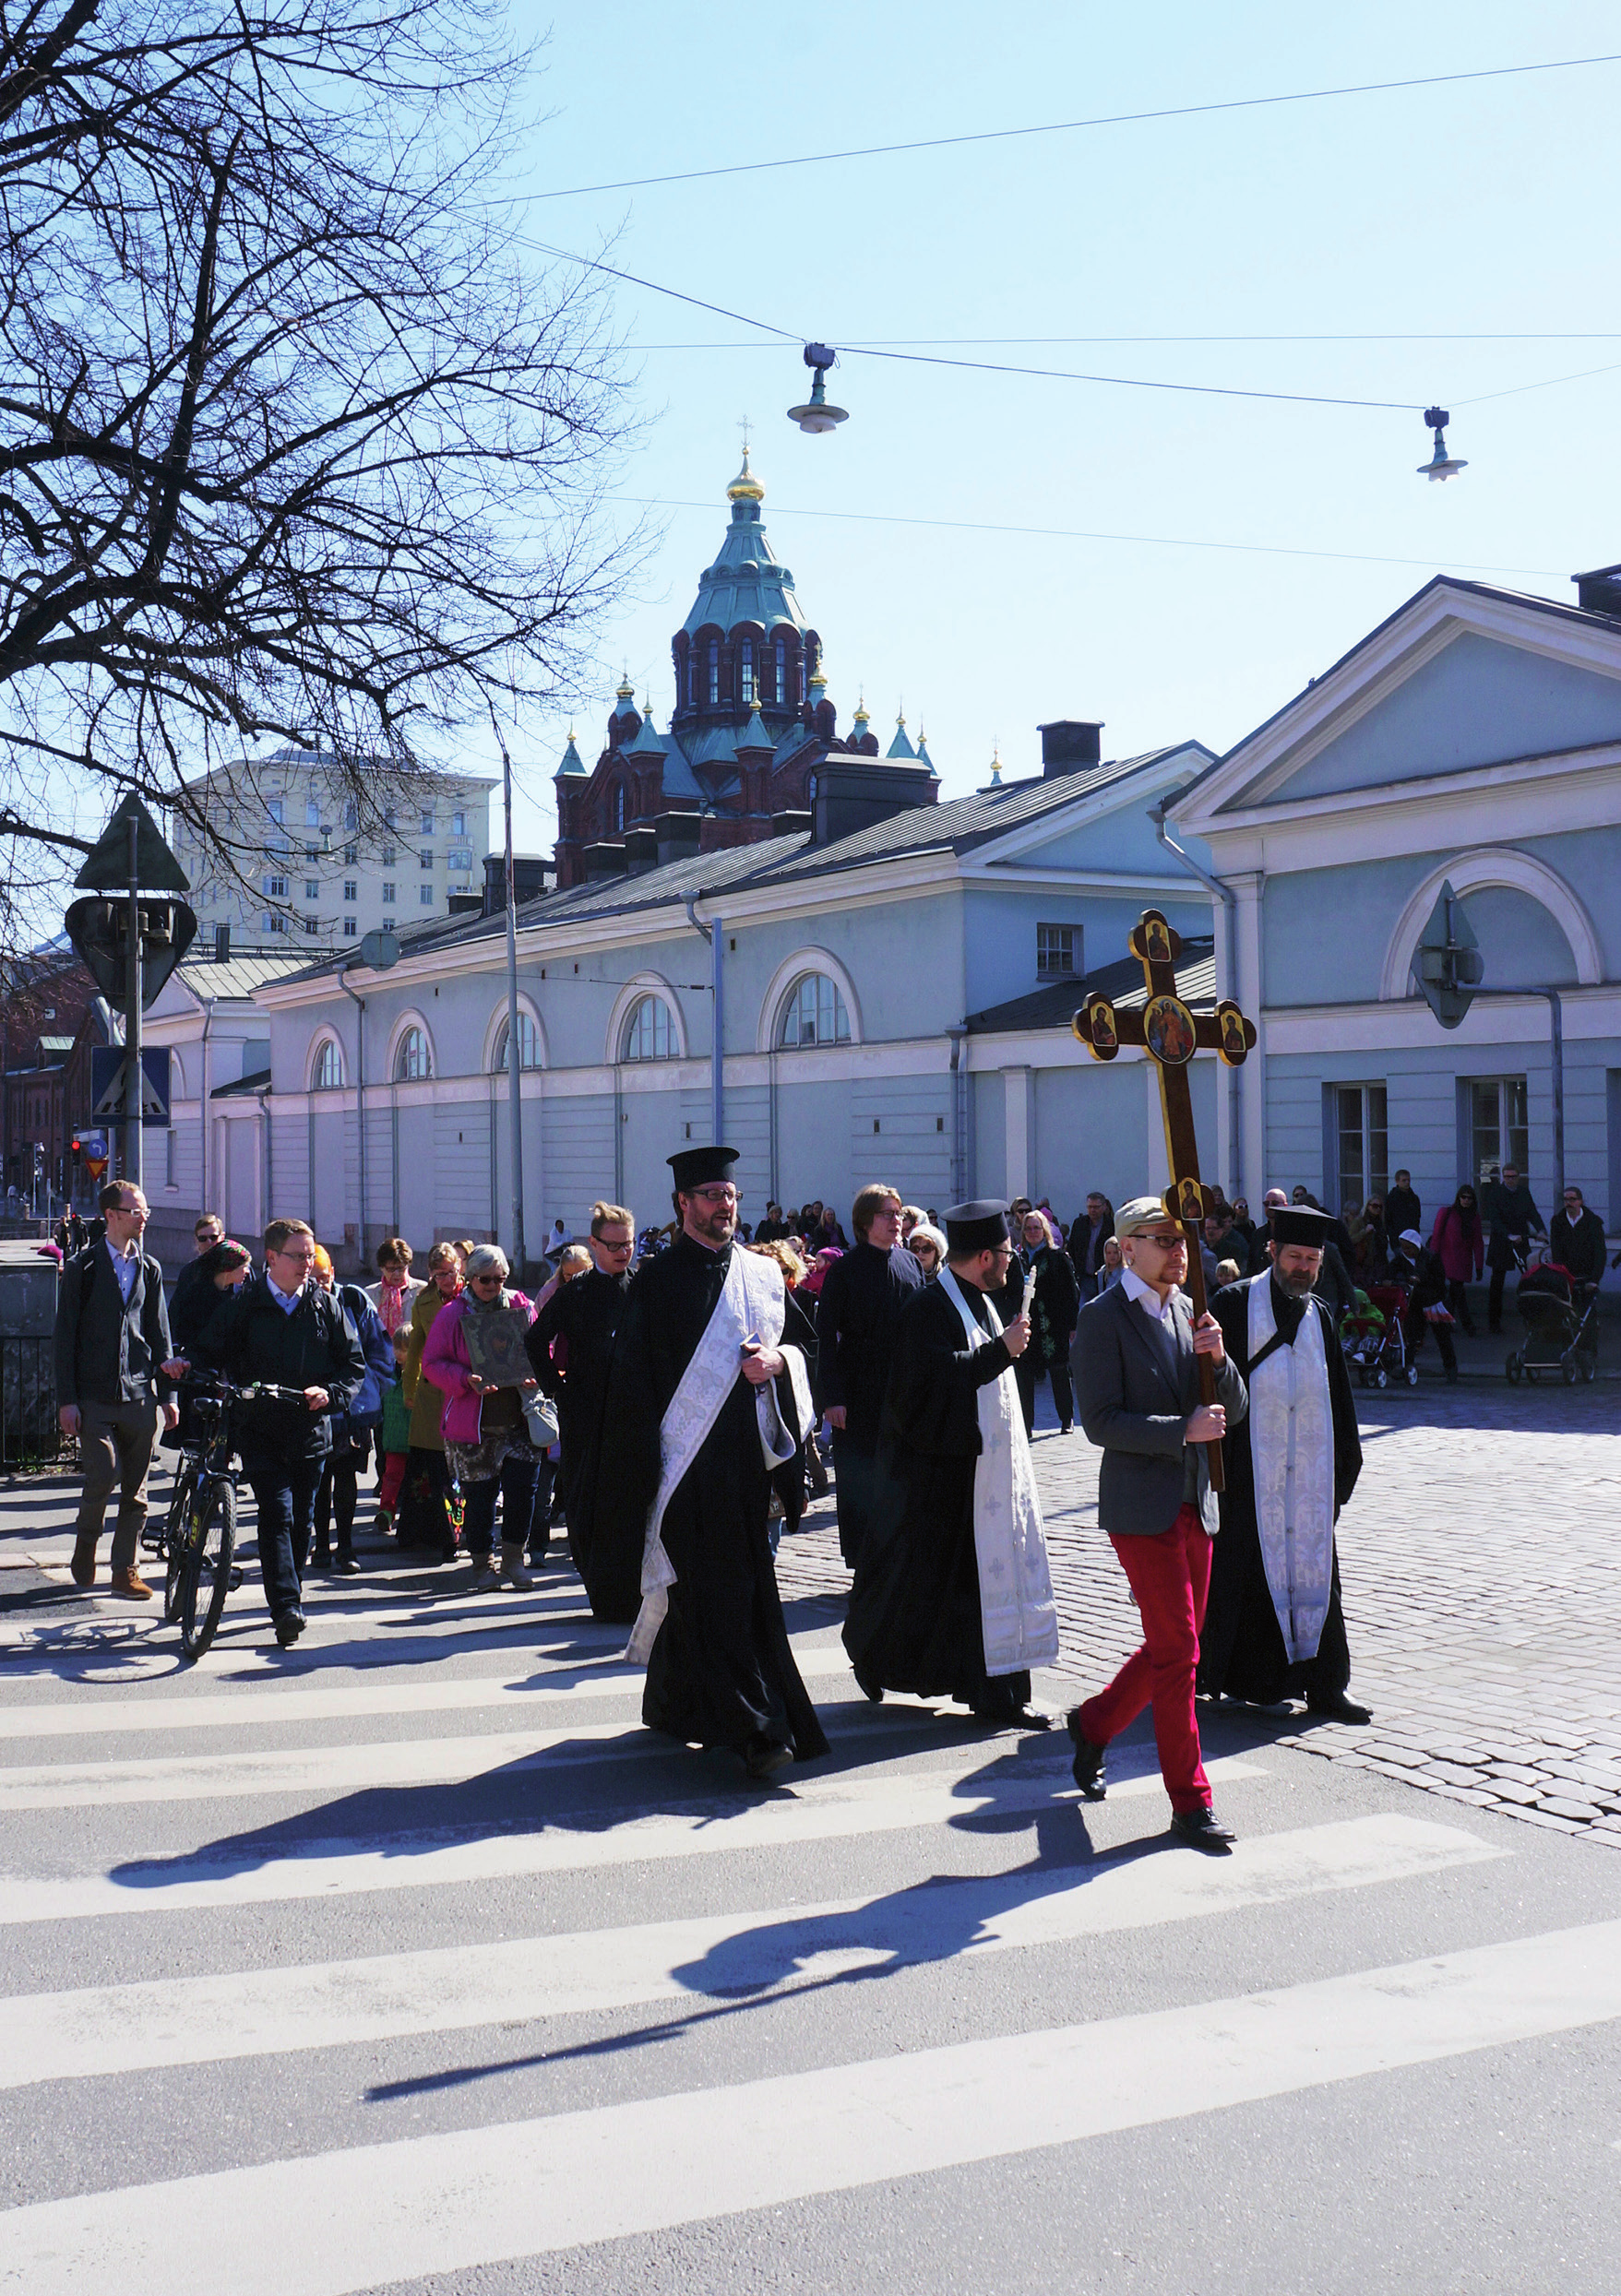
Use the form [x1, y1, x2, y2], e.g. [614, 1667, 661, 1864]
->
[1069, 1279, 1247, 1535]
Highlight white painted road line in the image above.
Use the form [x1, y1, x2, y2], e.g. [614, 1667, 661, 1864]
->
[0, 1640, 864, 1742]
[0, 1756, 1267, 1924]
[0, 1815, 1501, 2090]
[2, 1917, 1614, 2294]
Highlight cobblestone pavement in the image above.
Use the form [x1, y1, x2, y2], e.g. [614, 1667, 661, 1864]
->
[777, 1379, 1621, 1848]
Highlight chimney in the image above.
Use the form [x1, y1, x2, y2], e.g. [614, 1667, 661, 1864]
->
[1572, 563, 1621, 618]
[482, 852, 552, 915]
[1037, 720, 1103, 779]
[213, 922, 231, 962]
[810, 757, 938, 847]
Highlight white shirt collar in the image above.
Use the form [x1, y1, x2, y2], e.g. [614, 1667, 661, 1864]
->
[267, 1272, 304, 1313]
[1121, 1267, 1176, 1329]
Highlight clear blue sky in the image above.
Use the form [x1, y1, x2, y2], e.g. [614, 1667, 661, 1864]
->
[490, 5, 1621, 844]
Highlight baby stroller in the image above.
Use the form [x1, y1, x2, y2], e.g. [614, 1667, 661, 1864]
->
[1344, 1281, 1419, 1388]
[1506, 1259, 1600, 1386]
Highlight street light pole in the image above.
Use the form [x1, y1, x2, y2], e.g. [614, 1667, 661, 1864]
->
[125, 810, 142, 1190]
[489, 708, 527, 1277]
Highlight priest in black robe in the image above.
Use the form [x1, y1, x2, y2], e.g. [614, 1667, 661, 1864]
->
[1198, 1204, 1370, 1721]
[814, 1183, 924, 1567]
[842, 1201, 1059, 1724]
[525, 1201, 635, 1616]
[590, 1147, 828, 1781]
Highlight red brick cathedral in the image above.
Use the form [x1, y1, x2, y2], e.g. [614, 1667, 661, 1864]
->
[553, 452, 937, 887]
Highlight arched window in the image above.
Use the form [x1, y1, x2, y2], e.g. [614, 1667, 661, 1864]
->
[492, 1011, 541, 1073]
[739, 636, 755, 702]
[622, 994, 674, 1062]
[774, 636, 786, 703]
[313, 1038, 343, 1090]
[614, 782, 626, 834]
[343, 799, 358, 831]
[707, 640, 720, 706]
[687, 652, 697, 706]
[779, 972, 851, 1048]
[394, 1025, 431, 1081]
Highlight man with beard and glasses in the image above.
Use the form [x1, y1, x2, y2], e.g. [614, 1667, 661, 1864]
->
[526, 1200, 638, 1612]
[590, 1148, 827, 1782]
[1198, 1203, 1368, 1723]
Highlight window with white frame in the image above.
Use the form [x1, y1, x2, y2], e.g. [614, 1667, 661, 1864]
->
[420, 807, 434, 836]
[452, 809, 466, 838]
[420, 886, 433, 905]
[267, 913, 287, 934]
[381, 881, 396, 902]
[381, 845, 397, 865]
[420, 849, 433, 870]
[492, 1011, 541, 1072]
[1333, 1083, 1389, 1210]
[343, 919, 357, 938]
[303, 916, 319, 935]
[305, 797, 320, 827]
[778, 972, 851, 1048]
[382, 917, 395, 933]
[343, 881, 356, 902]
[622, 994, 674, 1061]
[313, 1039, 343, 1090]
[1036, 922, 1078, 978]
[304, 879, 319, 900]
[268, 798, 284, 826]
[264, 874, 288, 898]
[343, 800, 358, 831]
[344, 843, 358, 864]
[448, 849, 472, 873]
[394, 1027, 431, 1081]
[1471, 1077, 1529, 1184]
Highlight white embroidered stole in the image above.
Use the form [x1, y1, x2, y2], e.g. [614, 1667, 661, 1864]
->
[626, 1248, 809, 1665]
[1246, 1275, 1336, 1663]
[936, 1267, 1059, 1677]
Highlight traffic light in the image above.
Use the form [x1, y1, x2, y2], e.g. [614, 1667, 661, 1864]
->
[70, 1136, 82, 1161]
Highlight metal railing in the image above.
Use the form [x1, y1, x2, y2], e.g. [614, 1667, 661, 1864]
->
[0, 1335, 66, 1470]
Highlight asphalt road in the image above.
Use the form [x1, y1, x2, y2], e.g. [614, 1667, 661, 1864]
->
[2, 1464, 1620, 2295]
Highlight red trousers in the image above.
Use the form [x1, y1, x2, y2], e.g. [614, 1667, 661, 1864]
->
[1078, 1503, 1212, 1814]
[375, 1449, 407, 1515]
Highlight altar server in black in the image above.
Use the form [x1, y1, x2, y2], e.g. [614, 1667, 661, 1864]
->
[526, 1199, 635, 1610]
[842, 1201, 1059, 1724]
[591, 1148, 828, 1780]
[814, 1182, 924, 1567]
[1198, 1204, 1369, 1721]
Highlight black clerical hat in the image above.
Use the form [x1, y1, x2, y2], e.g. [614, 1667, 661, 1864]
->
[668, 1144, 738, 1191]
[1269, 1205, 1335, 1248]
[943, 1198, 1011, 1254]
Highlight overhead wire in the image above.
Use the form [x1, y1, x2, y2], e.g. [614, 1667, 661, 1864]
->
[519, 52, 1621, 202]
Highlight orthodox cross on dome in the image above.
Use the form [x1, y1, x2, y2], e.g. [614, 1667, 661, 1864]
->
[1073, 908, 1257, 1491]
[738, 414, 752, 455]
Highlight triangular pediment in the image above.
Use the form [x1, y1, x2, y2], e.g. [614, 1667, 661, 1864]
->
[1174, 580, 1621, 828]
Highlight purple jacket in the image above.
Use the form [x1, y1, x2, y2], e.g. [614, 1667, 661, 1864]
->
[422, 1289, 535, 1446]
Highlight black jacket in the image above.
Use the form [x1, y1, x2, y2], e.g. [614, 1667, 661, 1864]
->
[1021, 1244, 1079, 1365]
[194, 1271, 365, 1455]
[1483, 1179, 1544, 1267]
[1383, 1185, 1422, 1249]
[53, 1241, 174, 1409]
[1549, 1207, 1606, 1285]
[814, 1240, 924, 1450]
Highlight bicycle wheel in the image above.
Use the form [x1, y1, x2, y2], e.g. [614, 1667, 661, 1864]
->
[180, 1479, 236, 1658]
[161, 1466, 197, 1624]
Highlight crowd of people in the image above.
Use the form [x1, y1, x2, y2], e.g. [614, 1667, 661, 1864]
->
[46, 1145, 1609, 1834]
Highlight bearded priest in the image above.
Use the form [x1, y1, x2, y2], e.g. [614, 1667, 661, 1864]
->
[842, 1200, 1060, 1725]
[1198, 1203, 1370, 1723]
[592, 1147, 828, 1782]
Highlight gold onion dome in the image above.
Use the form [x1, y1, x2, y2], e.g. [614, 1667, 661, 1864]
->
[725, 447, 765, 504]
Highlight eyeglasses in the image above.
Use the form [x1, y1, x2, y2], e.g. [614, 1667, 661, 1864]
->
[1129, 1231, 1187, 1251]
[595, 1237, 634, 1253]
[690, 1186, 737, 1204]
[274, 1245, 316, 1265]
[470, 1270, 504, 1284]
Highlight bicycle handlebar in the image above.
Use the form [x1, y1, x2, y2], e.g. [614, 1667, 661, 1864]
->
[178, 1372, 314, 1404]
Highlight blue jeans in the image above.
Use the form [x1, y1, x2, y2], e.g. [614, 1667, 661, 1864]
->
[242, 1450, 323, 1623]
[462, 1451, 542, 1556]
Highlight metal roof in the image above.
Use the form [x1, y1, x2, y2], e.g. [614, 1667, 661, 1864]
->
[681, 484, 809, 641]
[966, 935, 1217, 1035]
[178, 952, 312, 1001]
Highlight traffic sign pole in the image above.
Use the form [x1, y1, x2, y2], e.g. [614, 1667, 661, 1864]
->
[125, 810, 143, 1191]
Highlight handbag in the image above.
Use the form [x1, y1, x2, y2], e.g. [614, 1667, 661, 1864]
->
[521, 1387, 559, 1448]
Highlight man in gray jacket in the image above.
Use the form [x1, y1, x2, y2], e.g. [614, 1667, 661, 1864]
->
[54, 1181, 180, 1599]
[1067, 1196, 1248, 1851]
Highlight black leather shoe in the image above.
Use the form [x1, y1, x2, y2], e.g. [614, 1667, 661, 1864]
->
[744, 1738, 793, 1782]
[1066, 1710, 1106, 1800]
[1170, 1805, 1235, 1853]
[274, 1612, 306, 1649]
[852, 1666, 885, 1705]
[1307, 1692, 1373, 1723]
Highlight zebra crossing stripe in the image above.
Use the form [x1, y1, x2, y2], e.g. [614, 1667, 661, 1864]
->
[0, 1814, 1501, 2091]
[0, 1755, 1268, 1925]
[1, 1916, 1614, 2294]
[0, 1638, 865, 1742]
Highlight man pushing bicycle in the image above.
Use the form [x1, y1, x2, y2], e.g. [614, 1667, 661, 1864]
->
[186, 1218, 366, 1648]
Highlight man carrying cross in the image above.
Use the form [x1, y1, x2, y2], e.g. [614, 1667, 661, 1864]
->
[1068, 1197, 1248, 1850]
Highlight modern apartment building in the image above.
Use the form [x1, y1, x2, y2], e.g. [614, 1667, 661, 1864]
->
[170, 742, 495, 955]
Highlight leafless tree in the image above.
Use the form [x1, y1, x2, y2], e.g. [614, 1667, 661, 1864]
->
[0, 0, 639, 933]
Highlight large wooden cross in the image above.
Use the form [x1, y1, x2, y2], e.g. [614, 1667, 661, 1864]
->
[1072, 908, 1257, 1492]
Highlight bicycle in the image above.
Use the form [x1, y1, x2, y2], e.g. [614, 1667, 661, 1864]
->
[149, 1374, 308, 1657]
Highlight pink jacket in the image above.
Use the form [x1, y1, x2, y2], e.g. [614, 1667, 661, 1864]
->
[422, 1289, 534, 1446]
[1428, 1205, 1484, 1283]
